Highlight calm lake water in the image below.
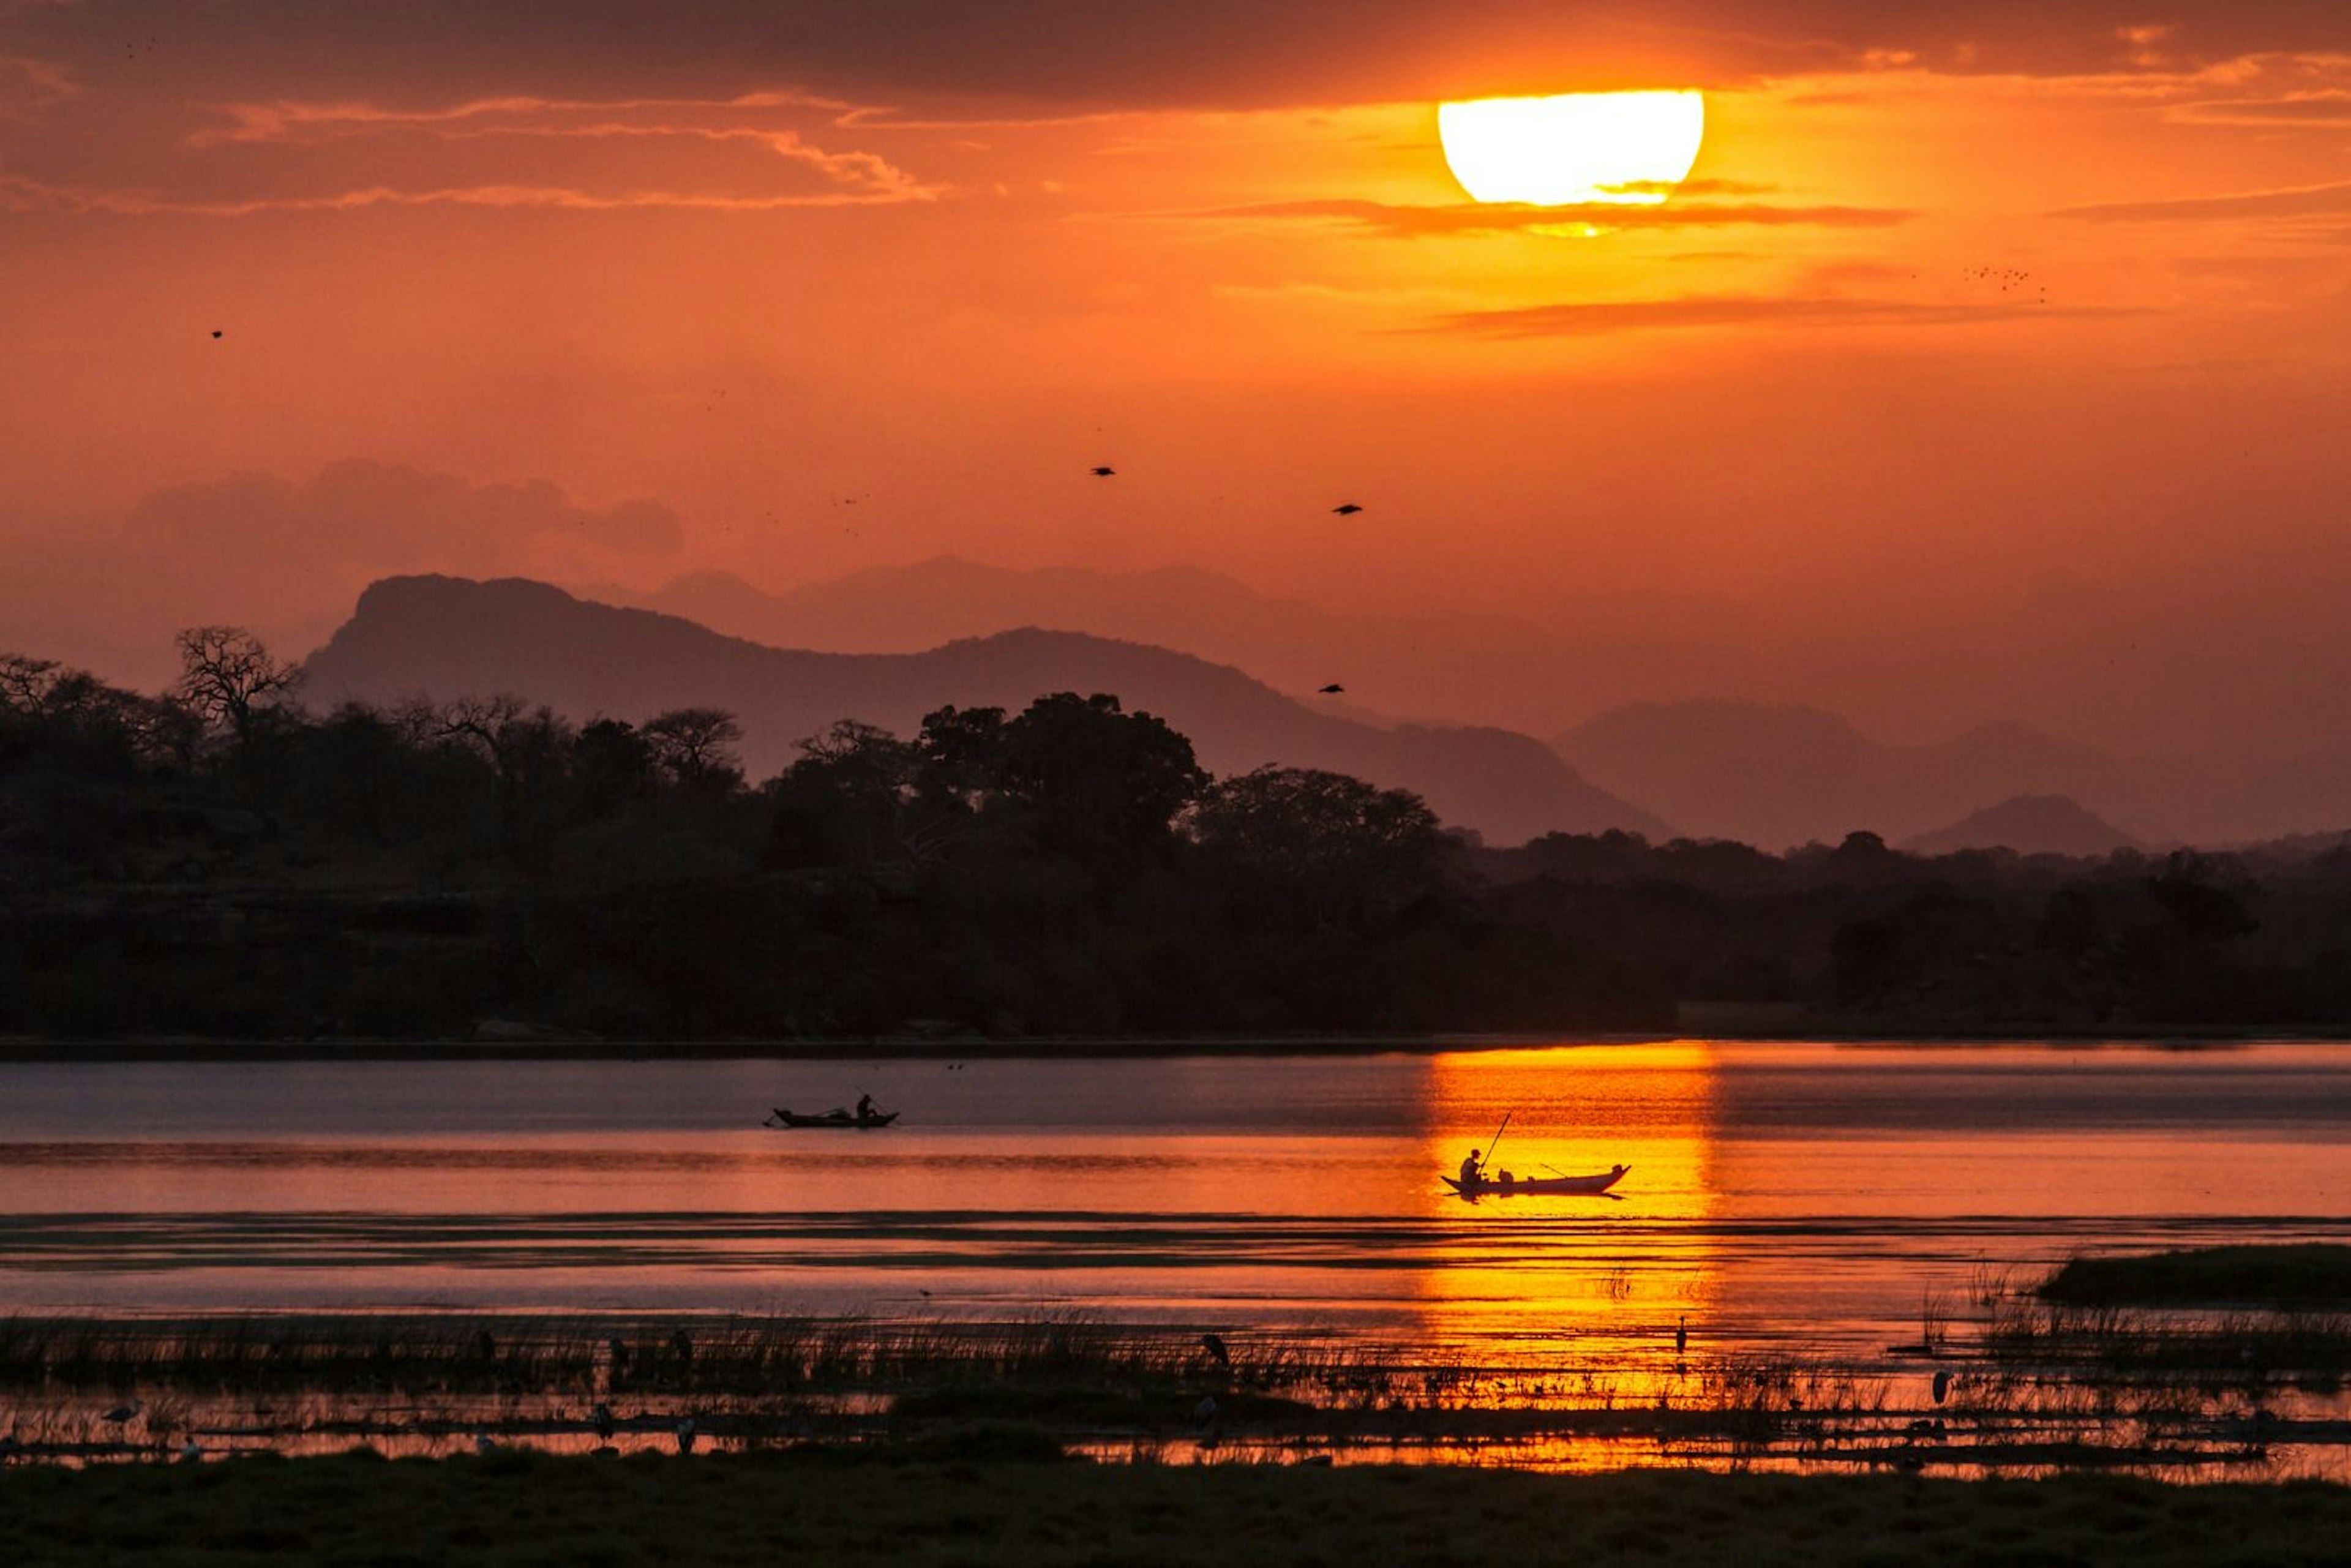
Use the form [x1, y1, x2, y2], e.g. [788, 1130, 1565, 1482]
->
[4, 1042, 2348, 1370]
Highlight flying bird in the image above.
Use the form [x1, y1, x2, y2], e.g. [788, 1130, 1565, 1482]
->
[1089, 465, 1117, 478]
[1331, 503, 1363, 515]
[209, 330, 222, 339]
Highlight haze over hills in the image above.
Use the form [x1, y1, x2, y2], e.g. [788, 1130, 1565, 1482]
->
[301, 576, 1671, 846]
[1552, 700, 2146, 851]
[1900, 796, 2143, 858]
[572, 557, 1752, 737]
[576, 557, 2349, 848]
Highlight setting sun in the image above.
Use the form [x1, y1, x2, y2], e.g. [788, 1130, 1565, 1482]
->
[1437, 90, 1705, 205]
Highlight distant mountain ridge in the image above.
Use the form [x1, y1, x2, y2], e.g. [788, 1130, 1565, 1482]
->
[301, 576, 1671, 846]
[571, 557, 1742, 737]
[573, 558, 2350, 846]
[1551, 699, 2141, 850]
[1901, 795, 2142, 857]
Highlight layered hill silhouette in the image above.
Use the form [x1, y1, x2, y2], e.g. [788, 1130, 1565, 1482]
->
[1553, 700, 2140, 850]
[301, 576, 1670, 845]
[1900, 795, 2142, 857]
[572, 557, 1741, 740]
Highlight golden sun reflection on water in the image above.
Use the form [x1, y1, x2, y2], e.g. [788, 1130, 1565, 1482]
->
[1412, 1045, 1722, 1401]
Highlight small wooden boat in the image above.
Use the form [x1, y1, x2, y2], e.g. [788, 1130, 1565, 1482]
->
[1442, 1164, 1628, 1198]
[764, 1108, 899, 1129]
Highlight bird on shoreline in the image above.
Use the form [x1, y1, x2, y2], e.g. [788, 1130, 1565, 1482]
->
[675, 1416, 697, 1454]
[592, 1403, 615, 1441]
[1201, 1332, 1231, 1366]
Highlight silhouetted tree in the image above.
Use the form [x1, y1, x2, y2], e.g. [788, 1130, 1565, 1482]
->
[1190, 766, 1445, 922]
[915, 703, 1010, 809]
[641, 707, 744, 787]
[173, 626, 301, 747]
[769, 720, 923, 868]
[994, 692, 1205, 869]
[572, 719, 659, 819]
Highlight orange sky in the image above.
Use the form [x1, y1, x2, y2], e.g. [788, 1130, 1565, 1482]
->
[4, 1, 2350, 762]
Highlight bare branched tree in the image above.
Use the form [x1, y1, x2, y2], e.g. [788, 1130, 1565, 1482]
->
[173, 626, 302, 745]
[0, 654, 64, 715]
[422, 694, 573, 786]
[642, 707, 744, 783]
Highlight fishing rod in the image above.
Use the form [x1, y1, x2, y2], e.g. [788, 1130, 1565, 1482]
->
[1480, 1110, 1513, 1177]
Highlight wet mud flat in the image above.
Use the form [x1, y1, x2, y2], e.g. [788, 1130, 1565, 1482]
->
[6, 1450, 2351, 1568]
[5, 1297, 2350, 1480]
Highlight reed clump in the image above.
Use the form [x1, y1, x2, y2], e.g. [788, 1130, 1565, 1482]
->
[1984, 1297, 2351, 1386]
[2039, 1245, 2351, 1308]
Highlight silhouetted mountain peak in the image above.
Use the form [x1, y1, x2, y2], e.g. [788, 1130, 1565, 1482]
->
[305, 576, 1669, 845]
[1901, 795, 2142, 857]
[1554, 697, 2135, 850]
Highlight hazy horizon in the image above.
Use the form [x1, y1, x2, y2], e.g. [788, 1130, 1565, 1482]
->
[8, 3, 2351, 789]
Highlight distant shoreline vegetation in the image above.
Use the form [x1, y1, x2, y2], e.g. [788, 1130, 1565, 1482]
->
[6, 631, 2350, 1042]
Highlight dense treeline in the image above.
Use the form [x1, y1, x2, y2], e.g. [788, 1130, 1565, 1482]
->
[4, 632, 2349, 1039]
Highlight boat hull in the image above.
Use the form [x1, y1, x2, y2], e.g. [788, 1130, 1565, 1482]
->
[1442, 1165, 1627, 1197]
[765, 1110, 899, 1129]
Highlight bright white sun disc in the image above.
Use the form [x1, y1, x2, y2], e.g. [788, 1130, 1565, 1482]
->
[1438, 91, 1704, 206]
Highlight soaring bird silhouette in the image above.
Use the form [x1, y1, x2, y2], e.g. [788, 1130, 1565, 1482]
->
[1316, 684, 1344, 695]
[1089, 465, 1117, 478]
[209, 330, 223, 340]
[1201, 1332, 1231, 1366]
[1331, 503, 1363, 515]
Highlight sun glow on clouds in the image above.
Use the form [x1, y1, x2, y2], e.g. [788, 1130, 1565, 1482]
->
[1438, 91, 1704, 206]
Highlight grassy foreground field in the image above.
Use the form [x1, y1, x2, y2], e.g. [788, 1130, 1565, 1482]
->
[5, 1450, 2351, 1567]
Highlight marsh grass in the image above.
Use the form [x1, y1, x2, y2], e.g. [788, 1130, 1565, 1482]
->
[6, 1307, 2350, 1477]
[1985, 1297, 2351, 1386]
[2042, 1246, 2351, 1308]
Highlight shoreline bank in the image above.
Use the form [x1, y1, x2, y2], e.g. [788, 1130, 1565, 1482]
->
[3, 1027, 2345, 1063]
